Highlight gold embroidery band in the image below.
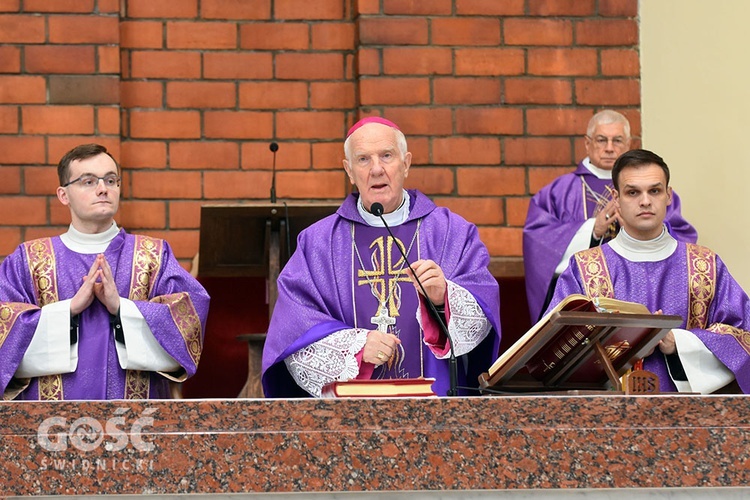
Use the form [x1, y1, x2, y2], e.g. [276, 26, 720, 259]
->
[130, 235, 164, 301]
[575, 247, 615, 299]
[151, 292, 202, 367]
[686, 244, 716, 330]
[125, 370, 150, 399]
[0, 302, 37, 350]
[23, 238, 58, 307]
[39, 374, 63, 400]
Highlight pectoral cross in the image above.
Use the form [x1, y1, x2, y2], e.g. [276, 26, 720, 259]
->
[371, 303, 395, 333]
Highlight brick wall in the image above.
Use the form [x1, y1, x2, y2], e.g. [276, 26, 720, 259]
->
[0, 0, 640, 270]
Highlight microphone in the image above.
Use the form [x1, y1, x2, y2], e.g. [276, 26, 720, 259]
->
[370, 202, 459, 397]
[269, 142, 279, 203]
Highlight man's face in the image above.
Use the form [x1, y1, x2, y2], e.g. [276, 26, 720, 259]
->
[614, 163, 672, 241]
[56, 153, 120, 232]
[343, 123, 411, 214]
[585, 121, 631, 170]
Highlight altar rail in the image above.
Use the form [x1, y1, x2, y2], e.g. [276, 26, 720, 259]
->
[2, 395, 749, 496]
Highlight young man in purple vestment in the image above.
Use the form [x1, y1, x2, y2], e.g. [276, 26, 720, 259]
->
[0, 144, 210, 400]
[547, 149, 750, 393]
[261, 117, 501, 397]
[523, 110, 697, 323]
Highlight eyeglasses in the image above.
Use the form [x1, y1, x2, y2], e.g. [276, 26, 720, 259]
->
[587, 135, 628, 149]
[63, 174, 121, 189]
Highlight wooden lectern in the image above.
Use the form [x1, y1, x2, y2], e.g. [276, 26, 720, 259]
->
[198, 202, 340, 397]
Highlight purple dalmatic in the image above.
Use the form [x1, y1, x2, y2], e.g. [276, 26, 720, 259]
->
[549, 240, 750, 393]
[0, 230, 210, 400]
[523, 161, 697, 323]
[262, 190, 501, 397]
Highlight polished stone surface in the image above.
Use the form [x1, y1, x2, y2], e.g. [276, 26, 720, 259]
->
[1, 396, 749, 496]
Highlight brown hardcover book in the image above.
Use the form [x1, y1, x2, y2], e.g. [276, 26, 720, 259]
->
[321, 378, 437, 398]
[479, 295, 683, 392]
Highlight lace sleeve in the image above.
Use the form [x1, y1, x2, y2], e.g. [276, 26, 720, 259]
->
[439, 280, 491, 358]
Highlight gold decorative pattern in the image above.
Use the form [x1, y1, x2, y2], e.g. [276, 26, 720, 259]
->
[686, 244, 716, 330]
[39, 374, 63, 400]
[125, 370, 150, 399]
[707, 323, 750, 356]
[129, 235, 163, 301]
[151, 292, 203, 366]
[23, 238, 58, 307]
[575, 247, 614, 299]
[0, 302, 37, 350]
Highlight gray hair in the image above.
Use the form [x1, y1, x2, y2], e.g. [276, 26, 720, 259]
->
[344, 124, 409, 162]
[586, 109, 631, 138]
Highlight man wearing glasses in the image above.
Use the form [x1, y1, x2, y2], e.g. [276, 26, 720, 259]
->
[522, 110, 697, 323]
[0, 144, 210, 400]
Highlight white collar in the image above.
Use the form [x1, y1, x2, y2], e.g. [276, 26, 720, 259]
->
[609, 226, 678, 262]
[60, 222, 120, 254]
[582, 157, 613, 180]
[356, 190, 410, 227]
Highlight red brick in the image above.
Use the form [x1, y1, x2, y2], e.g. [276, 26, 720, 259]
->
[98, 46, 119, 74]
[168, 200, 202, 229]
[575, 78, 640, 106]
[432, 18, 500, 46]
[121, 141, 167, 168]
[25, 45, 96, 74]
[170, 141, 240, 169]
[118, 200, 167, 229]
[203, 52, 273, 80]
[505, 78, 572, 105]
[24, 0, 94, 12]
[201, 0, 270, 20]
[528, 48, 598, 76]
[240, 23, 309, 50]
[479, 226, 522, 256]
[312, 23, 355, 50]
[433, 77, 500, 105]
[406, 167, 454, 195]
[528, 0, 594, 16]
[360, 77, 430, 105]
[599, 0, 638, 17]
[25, 225, 69, 242]
[526, 108, 595, 136]
[139, 230, 199, 260]
[120, 21, 163, 49]
[23, 166, 58, 195]
[601, 49, 640, 76]
[455, 0, 524, 15]
[167, 21, 237, 49]
[384, 107, 452, 136]
[434, 196, 505, 225]
[311, 82, 356, 109]
[22, 106, 95, 135]
[129, 110, 201, 139]
[528, 166, 575, 193]
[455, 108, 524, 135]
[0, 197, 47, 224]
[121, 81, 164, 108]
[1, 136, 49, 164]
[276, 53, 344, 80]
[242, 141, 311, 170]
[130, 51, 201, 79]
[239, 82, 308, 109]
[204, 111, 274, 139]
[275, 0, 343, 20]
[505, 138, 572, 166]
[277, 171, 345, 198]
[127, 0, 198, 19]
[383, 0, 452, 15]
[506, 197, 530, 226]
[458, 167, 525, 196]
[276, 111, 345, 140]
[98, 0, 119, 13]
[0, 46, 20, 72]
[455, 48, 525, 76]
[383, 47, 452, 75]
[203, 170, 271, 199]
[97, 107, 120, 135]
[166, 81, 236, 109]
[406, 137, 429, 164]
[0, 165, 20, 193]
[48, 15, 119, 44]
[504, 19, 573, 46]
[355, 0, 379, 15]
[0, 105, 18, 133]
[433, 137, 500, 165]
[359, 18, 429, 45]
[312, 142, 343, 170]
[0, 227, 21, 257]
[0, 0, 19, 12]
[0, 15, 45, 43]
[47, 136, 120, 165]
[356, 48, 380, 76]
[576, 19, 638, 46]
[131, 171, 202, 199]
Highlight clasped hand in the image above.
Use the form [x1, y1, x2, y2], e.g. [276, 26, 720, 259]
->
[593, 198, 620, 240]
[70, 254, 120, 316]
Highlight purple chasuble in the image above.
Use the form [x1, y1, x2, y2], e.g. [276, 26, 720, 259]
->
[0, 229, 210, 400]
[262, 190, 501, 397]
[523, 161, 697, 323]
[548, 242, 750, 393]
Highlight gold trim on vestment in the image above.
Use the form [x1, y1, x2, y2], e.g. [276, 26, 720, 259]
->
[129, 235, 163, 301]
[706, 323, 750, 355]
[150, 292, 203, 366]
[686, 244, 716, 330]
[575, 247, 614, 299]
[125, 370, 150, 399]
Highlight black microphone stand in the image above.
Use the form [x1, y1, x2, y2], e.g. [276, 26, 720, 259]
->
[269, 142, 278, 203]
[370, 203, 459, 397]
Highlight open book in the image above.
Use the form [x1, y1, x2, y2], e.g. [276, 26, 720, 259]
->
[321, 378, 437, 398]
[479, 294, 683, 392]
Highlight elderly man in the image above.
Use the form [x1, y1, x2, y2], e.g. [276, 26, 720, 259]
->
[547, 149, 749, 394]
[0, 144, 210, 400]
[262, 117, 501, 397]
[523, 110, 697, 322]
